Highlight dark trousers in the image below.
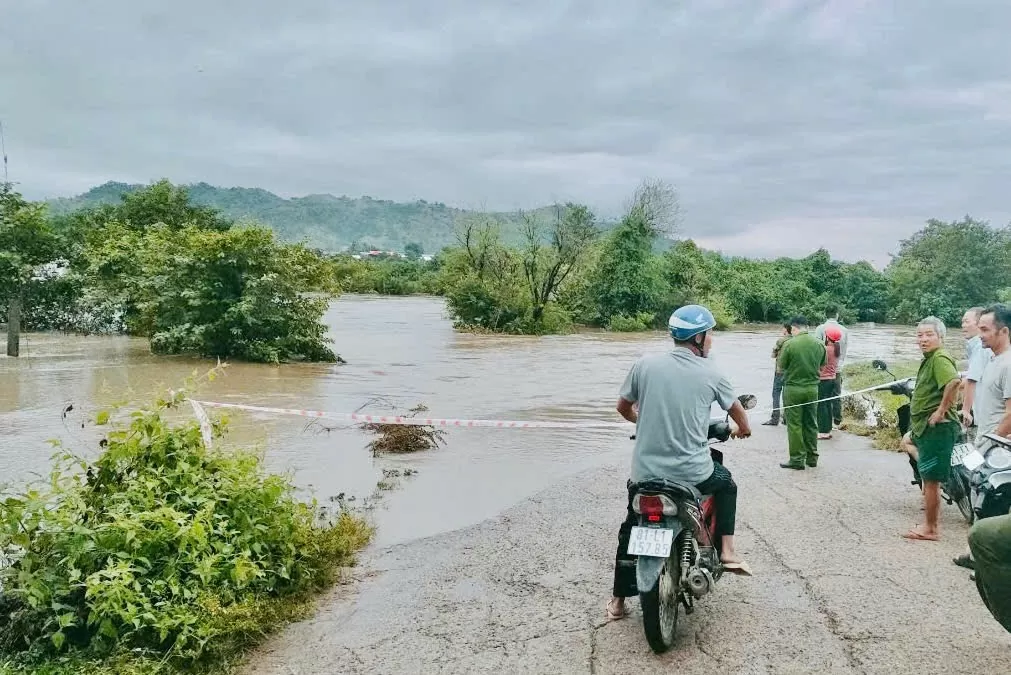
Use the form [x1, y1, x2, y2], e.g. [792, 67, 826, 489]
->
[770, 373, 785, 423]
[833, 373, 843, 425]
[818, 378, 839, 434]
[612, 465, 738, 597]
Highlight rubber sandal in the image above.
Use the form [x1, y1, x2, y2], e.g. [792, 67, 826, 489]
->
[902, 529, 939, 541]
[953, 554, 975, 570]
[722, 560, 753, 576]
[606, 600, 627, 621]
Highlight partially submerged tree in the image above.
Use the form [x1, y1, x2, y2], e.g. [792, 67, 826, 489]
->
[521, 203, 598, 322]
[0, 183, 61, 356]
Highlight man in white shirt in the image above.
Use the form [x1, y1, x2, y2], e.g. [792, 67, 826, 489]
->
[815, 305, 849, 427]
[962, 306, 994, 433]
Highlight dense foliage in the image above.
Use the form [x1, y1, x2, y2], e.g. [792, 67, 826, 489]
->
[332, 213, 1011, 335]
[0, 381, 372, 674]
[22, 179, 1011, 338]
[5, 181, 341, 362]
[886, 217, 1011, 325]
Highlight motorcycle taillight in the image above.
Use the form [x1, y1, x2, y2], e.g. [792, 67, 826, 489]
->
[638, 495, 665, 522]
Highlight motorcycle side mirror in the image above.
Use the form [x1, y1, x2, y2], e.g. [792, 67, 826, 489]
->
[872, 360, 888, 371]
[738, 394, 757, 410]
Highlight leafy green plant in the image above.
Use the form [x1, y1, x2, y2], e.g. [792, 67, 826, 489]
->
[607, 312, 656, 332]
[839, 360, 920, 450]
[0, 374, 372, 673]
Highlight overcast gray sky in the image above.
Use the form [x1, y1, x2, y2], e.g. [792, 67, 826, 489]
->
[3, 0, 1009, 265]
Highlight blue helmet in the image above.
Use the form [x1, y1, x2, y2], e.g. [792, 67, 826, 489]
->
[669, 304, 716, 342]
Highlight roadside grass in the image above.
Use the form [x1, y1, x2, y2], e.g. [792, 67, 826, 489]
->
[839, 360, 920, 451]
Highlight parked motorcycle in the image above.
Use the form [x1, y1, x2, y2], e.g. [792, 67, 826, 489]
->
[626, 393, 756, 654]
[871, 360, 974, 523]
[962, 432, 1011, 519]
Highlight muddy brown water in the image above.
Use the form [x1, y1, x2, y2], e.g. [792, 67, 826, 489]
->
[1, 296, 930, 546]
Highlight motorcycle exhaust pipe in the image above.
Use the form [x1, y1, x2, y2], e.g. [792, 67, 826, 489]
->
[687, 568, 714, 598]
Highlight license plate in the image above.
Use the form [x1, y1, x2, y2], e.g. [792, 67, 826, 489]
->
[627, 526, 675, 558]
[962, 449, 985, 471]
[951, 443, 972, 466]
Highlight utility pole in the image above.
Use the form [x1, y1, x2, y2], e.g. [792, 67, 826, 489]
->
[1, 120, 19, 357]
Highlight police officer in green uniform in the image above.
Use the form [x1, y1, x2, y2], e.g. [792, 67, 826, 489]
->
[777, 316, 826, 469]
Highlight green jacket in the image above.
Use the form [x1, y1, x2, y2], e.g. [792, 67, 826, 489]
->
[772, 334, 792, 374]
[778, 331, 826, 388]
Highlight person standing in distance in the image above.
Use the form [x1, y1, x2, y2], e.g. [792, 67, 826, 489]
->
[962, 306, 993, 437]
[762, 323, 794, 426]
[817, 325, 844, 441]
[815, 305, 849, 428]
[777, 316, 826, 470]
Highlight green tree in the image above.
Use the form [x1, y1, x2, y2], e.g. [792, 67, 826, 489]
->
[582, 180, 677, 326]
[134, 225, 340, 363]
[840, 261, 889, 322]
[520, 203, 598, 322]
[886, 217, 1011, 324]
[0, 183, 62, 356]
[404, 242, 424, 260]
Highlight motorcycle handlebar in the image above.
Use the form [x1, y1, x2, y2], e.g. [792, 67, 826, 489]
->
[630, 418, 732, 442]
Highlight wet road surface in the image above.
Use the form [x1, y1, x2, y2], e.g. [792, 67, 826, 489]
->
[244, 425, 1011, 675]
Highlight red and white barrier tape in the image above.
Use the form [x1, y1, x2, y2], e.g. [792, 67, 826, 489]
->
[188, 399, 630, 431]
[186, 377, 907, 447]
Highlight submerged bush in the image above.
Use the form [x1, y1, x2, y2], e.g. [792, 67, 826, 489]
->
[0, 381, 372, 673]
[607, 312, 656, 332]
[361, 404, 447, 456]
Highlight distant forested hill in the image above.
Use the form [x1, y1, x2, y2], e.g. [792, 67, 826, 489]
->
[46, 181, 576, 253]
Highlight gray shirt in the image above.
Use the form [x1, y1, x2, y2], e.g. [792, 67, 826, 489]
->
[974, 349, 1011, 448]
[966, 335, 994, 420]
[619, 347, 736, 484]
[815, 319, 849, 367]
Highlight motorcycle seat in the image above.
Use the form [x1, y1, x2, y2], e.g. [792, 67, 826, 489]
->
[634, 478, 703, 503]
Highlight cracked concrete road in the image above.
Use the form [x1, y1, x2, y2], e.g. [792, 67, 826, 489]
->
[243, 427, 1011, 674]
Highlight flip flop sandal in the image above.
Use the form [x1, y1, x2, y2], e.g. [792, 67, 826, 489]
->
[902, 529, 939, 541]
[953, 554, 975, 570]
[722, 561, 754, 576]
[606, 601, 627, 621]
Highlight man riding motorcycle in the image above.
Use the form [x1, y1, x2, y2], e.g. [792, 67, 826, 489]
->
[607, 304, 754, 621]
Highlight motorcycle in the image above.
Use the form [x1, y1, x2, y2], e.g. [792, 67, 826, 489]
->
[626, 393, 757, 654]
[870, 360, 974, 523]
[962, 432, 1011, 519]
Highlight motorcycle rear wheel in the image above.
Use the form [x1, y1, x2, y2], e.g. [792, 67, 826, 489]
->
[640, 552, 680, 653]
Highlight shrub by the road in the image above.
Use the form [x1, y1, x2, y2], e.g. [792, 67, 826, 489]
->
[0, 384, 372, 675]
[840, 360, 920, 450]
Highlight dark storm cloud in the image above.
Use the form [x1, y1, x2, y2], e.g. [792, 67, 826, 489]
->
[2, 0, 1009, 262]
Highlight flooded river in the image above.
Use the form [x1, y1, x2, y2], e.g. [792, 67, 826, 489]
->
[1, 296, 929, 546]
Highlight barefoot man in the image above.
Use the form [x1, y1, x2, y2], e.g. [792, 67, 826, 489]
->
[901, 316, 961, 541]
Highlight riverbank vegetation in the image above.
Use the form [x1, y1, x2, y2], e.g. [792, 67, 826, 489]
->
[8, 178, 1011, 343]
[839, 360, 920, 450]
[0, 378, 373, 675]
[2, 181, 340, 363]
[336, 188, 1011, 335]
